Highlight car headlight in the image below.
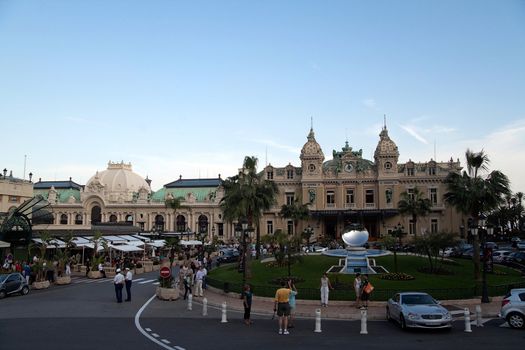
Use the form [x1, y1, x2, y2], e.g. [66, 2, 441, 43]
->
[443, 313, 452, 320]
[408, 312, 420, 320]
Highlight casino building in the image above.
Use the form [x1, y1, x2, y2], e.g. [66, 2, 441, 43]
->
[23, 125, 465, 243]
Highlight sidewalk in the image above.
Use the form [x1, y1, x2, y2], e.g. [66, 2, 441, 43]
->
[199, 286, 503, 321]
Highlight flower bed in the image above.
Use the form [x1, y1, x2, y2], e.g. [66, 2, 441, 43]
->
[379, 273, 415, 281]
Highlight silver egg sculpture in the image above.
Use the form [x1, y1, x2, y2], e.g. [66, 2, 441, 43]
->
[342, 229, 369, 247]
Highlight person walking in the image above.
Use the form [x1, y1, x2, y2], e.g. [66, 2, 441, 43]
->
[353, 273, 362, 308]
[320, 273, 333, 307]
[288, 279, 298, 328]
[274, 280, 291, 335]
[360, 274, 373, 308]
[113, 268, 125, 303]
[194, 265, 205, 297]
[242, 284, 253, 325]
[182, 266, 193, 300]
[124, 267, 133, 302]
[98, 262, 106, 278]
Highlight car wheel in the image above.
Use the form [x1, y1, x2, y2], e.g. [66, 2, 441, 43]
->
[0, 290, 6, 299]
[20, 286, 29, 296]
[507, 312, 525, 329]
[400, 314, 407, 330]
[386, 307, 391, 321]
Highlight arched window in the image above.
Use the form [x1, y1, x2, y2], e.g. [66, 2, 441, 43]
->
[91, 206, 101, 224]
[198, 215, 208, 234]
[60, 214, 68, 225]
[75, 214, 83, 225]
[126, 214, 133, 223]
[109, 214, 117, 223]
[155, 215, 164, 231]
[176, 215, 186, 232]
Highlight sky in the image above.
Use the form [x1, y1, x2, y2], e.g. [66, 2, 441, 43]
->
[1, 0, 524, 193]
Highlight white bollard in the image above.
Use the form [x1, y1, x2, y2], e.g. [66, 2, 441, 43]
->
[203, 297, 208, 316]
[221, 302, 228, 323]
[475, 305, 483, 327]
[187, 293, 193, 311]
[464, 308, 472, 333]
[360, 309, 368, 335]
[314, 309, 322, 333]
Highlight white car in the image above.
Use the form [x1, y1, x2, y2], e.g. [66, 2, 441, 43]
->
[440, 247, 455, 257]
[492, 250, 512, 263]
[308, 245, 328, 253]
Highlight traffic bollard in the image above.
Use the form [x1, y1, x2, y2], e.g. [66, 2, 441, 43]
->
[360, 309, 368, 335]
[475, 305, 483, 327]
[464, 308, 472, 333]
[221, 302, 228, 323]
[187, 293, 193, 311]
[203, 297, 208, 316]
[314, 309, 322, 333]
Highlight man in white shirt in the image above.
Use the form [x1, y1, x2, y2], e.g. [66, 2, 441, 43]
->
[124, 267, 133, 302]
[113, 268, 125, 303]
[194, 266, 206, 297]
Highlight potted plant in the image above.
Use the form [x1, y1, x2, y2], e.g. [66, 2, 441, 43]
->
[55, 232, 74, 285]
[87, 231, 104, 279]
[31, 232, 52, 289]
[156, 275, 179, 301]
[134, 262, 144, 274]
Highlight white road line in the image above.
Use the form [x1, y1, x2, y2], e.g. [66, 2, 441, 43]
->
[161, 339, 171, 344]
[145, 328, 152, 332]
[96, 279, 110, 283]
[135, 294, 185, 350]
[139, 279, 156, 284]
[134, 278, 146, 282]
[152, 333, 160, 338]
[153, 282, 160, 285]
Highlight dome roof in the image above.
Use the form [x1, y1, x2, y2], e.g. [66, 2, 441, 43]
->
[86, 161, 150, 201]
[374, 127, 399, 159]
[300, 128, 324, 159]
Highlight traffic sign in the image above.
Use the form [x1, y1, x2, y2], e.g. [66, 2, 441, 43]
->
[160, 266, 171, 279]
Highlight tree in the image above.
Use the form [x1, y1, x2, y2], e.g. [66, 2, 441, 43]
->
[444, 149, 511, 280]
[261, 229, 302, 276]
[279, 198, 310, 236]
[397, 187, 432, 237]
[164, 236, 181, 270]
[412, 231, 457, 274]
[165, 196, 186, 231]
[220, 156, 279, 260]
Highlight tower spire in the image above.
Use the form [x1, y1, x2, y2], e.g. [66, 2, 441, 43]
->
[310, 116, 313, 131]
[383, 114, 387, 130]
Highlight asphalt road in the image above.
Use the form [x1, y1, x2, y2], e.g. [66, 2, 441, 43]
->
[1, 271, 524, 350]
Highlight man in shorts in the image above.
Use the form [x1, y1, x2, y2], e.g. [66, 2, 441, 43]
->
[274, 280, 291, 334]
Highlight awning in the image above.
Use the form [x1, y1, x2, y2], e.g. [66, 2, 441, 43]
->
[147, 240, 166, 248]
[32, 238, 67, 249]
[180, 240, 203, 246]
[0, 240, 10, 248]
[109, 244, 144, 252]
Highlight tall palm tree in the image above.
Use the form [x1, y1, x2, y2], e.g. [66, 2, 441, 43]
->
[165, 195, 186, 232]
[279, 198, 310, 236]
[220, 156, 278, 260]
[397, 187, 432, 237]
[444, 149, 511, 281]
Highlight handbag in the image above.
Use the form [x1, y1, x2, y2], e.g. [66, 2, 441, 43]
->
[364, 282, 374, 294]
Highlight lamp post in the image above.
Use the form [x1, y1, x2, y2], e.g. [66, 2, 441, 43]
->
[481, 217, 494, 303]
[186, 227, 192, 241]
[240, 217, 249, 286]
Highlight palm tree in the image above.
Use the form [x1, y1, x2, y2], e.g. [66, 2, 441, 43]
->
[165, 195, 186, 231]
[444, 149, 511, 280]
[397, 187, 432, 237]
[220, 156, 279, 260]
[279, 198, 310, 236]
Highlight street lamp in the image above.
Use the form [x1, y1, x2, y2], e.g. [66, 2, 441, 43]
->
[481, 218, 494, 304]
[186, 227, 192, 241]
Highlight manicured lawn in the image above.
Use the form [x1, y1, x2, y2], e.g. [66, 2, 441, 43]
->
[207, 255, 525, 300]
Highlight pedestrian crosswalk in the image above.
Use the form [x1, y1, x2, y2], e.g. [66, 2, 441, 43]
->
[70, 276, 160, 286]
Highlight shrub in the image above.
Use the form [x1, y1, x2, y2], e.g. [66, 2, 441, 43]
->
[379, 273, 415, 281]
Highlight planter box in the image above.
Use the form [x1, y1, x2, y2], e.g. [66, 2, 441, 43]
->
[135, 267, 144, 274]
[55, 276, 71, 285]
[156, 286, 179, 301]
[105, 267, 116, 278]
[80, 266, 87, 275]
[152, 264, 160, 271]
[32, 280, 50, 289]
[87, 271, 102, 279]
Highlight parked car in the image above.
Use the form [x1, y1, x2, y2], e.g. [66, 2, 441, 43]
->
[484, 242, 499, 250]
[511, 237, 522, 243]
[517, 241, 525, 250]
[0, 273, 29, 299]
[505, 251, 525, 264]
[439, 247, 455, 257]
[492, 250, 512, 263]
[500, 288, 525, 329]
[386, 292, 452, 330]
[216, 249, 240, 264]
[307, 245, 328, 253]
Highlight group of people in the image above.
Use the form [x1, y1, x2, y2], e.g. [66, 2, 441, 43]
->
[178, 259, 208, 300]
[353, 273, 373, 308]
[112, 267, 133, 303]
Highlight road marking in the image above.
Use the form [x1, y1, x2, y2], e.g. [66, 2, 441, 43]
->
[161, 339, 171, 344]
[134, 278, 146, 282]
[145, 328, 152, 332]
[152, 333, 160, 338]
[135, 294, 185, 350]
[139, 279, 156, 284]
[96, 279, 110, 283]
[153, 282, 160, 285]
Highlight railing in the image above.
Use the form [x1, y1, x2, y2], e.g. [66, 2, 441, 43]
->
[206, 276, 525, 301]
[344, 203, 355, 208]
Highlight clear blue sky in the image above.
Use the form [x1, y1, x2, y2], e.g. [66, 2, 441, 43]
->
[1, 0, 524, 192]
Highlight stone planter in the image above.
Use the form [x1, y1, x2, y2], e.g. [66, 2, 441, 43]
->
[55, 276, 71, 285]
[87, 271, 102, 279]
[156, 286, 179, 301]
[32, 280, 50, 289]
[141, 261, 153, 273]
[135, 267, 144, 274]
[152, 264, 160, 271]
[80, 266, 87, 275]
[105, 267, 116, 278]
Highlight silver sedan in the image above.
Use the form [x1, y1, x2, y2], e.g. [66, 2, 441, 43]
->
[386, 292, 452, 330]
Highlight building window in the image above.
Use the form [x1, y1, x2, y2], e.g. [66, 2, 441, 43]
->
[407, 168, 414, 176]
[430, 188, 438, 205]
[218, 223, 224, 236]
[109, 214, 117, 223]
[287, 220, 294, 235]
[308, 164, 316, 172]
[154, 214, 164, 231]
[198, 215, 208, 234]
[409, 219, 415, 235]
[365, 189, 374, 204]
[286, 169, 294, 179]
[407, 188, 415, 200]
[9, 196, 18, 203]
[385, 189, 393, 204]
[267, 221, 273, 235]
[60, 214, 68, 225]
[267, 171, 273, 180]
[126, 214, 133, 223]
[345, 189, 355, 204]
[139, 222, 145, 231]
[75, 214, 82, 225]
[431, 219, 438, 233]
[326, 190, 335, 207]
[429, 167, 436, 176]
[384, 161, 392, 170]
[285, 192, 295, 206]
[176, 215, 186, 232]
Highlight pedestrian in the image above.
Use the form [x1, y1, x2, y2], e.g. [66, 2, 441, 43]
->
[353, 273, 362, 308]
[194, 265, 205, 297]
[274, 280, 291, 335]
[242, 284, 253, 325]
[360, 274, 374, 308]
[98, 262, 106, 278]
[113, 268, 125, 303]
[124, 267, 133, 302]
[23, 262, 31, 284]
[288, 279, 298, 328]
[182, 266, 193, 300]
[65, 260, 71, 276]
[320, 273, 333, 307]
